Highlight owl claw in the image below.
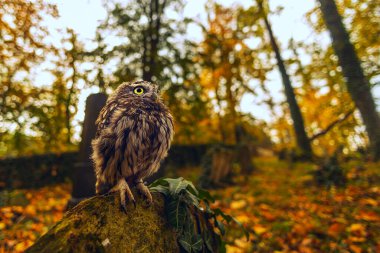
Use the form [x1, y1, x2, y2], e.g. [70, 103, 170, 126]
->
[121, 200, 128, 213]
[110, 178, 136, 213]
[136, 181, 153, 206]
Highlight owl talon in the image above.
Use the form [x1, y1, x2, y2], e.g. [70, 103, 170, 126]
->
[136, 181, 153, 206]
[111, 178, 135, 213]
[121, 201, 128, 213]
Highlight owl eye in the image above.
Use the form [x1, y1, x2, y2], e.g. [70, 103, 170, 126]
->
[133, 87, 145, 95]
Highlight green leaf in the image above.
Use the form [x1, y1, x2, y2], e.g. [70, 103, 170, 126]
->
[231, 216, 250, 241]
[214, 208, 249, 241]
[213, 208, 233, 223]
[149, 177, 169, 188]
[179, 234, 203, 253]
[185, 181, 199, 196]
[167, 177, 190, 195]
[203, 200, 213, 214]
[214, 218, 225, 235]
[197, 188, 215, 202]
[183, 191, 200, 207]
[167, 197, 187, 230]
[149, 185, 170, 196]
[203, 231, 213, 252]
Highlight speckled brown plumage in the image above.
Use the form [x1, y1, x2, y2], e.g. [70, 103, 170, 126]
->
[91, 81, 174, 211]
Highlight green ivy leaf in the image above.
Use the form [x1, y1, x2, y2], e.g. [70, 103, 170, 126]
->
[214, 218, 225, 235]
[168, 177, 192, 195]
[203, 231, 213, 252]
[214, 208, 249, 240]
[197, 188, 215, 202]
[149, 184, 170, 196]
[167, 197, 187, 230]
[149, 178, 169, 188]
[231, 216, 249, 241]
[179, 234, 203, 253]
[213, 208, 233, 223]
[149, 177, 249, 250]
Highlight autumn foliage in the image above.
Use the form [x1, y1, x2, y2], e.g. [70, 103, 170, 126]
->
[1, 158, 379, 252]
[1, 0, 380, 252]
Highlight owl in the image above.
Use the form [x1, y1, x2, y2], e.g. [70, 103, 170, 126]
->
[91, 80, 174, 212]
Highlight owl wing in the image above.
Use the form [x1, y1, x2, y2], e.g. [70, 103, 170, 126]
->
[93, 104, 134, 191]
[95, 100, 119, 137]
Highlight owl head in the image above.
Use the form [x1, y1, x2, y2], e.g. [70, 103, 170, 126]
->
[115, 80, 159, 101]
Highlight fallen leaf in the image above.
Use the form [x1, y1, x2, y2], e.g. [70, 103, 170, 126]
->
[230, 200, 247, 210]
[349, 244, 362, 253]
[359, 198, 378, 207]
[253, 224, 267, 235]
[328, 223, 345, 238]
[355, 210, 380, 222]
[261, 211, 276, 221]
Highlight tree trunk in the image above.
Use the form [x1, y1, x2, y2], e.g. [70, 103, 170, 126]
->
[318, 0, 380, 161]
[210, 149, 235, 183]
[27, 192, 180, 253]
[67, 93, 108, 209]
[258, 1, 313, 159]
[235, 124, 255, 174]
[200, 146, 235, 188]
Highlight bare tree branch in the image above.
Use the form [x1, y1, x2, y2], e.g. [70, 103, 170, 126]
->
[309, 108, 355, 142]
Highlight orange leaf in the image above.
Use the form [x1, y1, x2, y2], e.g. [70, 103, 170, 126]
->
[359, 198, 378, 207]
[355, 210, 380, 222]
[349, 244, 362, 253]
[327, 223, 345, 238]
[261, 211, 276, 221]
[24, 205, 37, 216]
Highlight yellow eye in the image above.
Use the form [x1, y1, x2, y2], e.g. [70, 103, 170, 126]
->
[133, 87, 145, 95]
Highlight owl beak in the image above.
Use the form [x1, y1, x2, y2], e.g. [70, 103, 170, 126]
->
[151, 93, 158, 101]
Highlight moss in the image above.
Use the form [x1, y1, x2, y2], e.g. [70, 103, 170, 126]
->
[26, 191, 179, 253]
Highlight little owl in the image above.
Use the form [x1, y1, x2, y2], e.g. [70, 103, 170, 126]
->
[91, 80, 174, 212]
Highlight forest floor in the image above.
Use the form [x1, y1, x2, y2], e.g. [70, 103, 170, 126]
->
[0, 157, 379, 253]
[210, 157, 380, 253]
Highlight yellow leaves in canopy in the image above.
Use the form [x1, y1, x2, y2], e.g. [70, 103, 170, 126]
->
[199, 69, 216, 90]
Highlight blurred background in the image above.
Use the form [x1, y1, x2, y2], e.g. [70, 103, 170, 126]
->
[0, 0, 379, 252]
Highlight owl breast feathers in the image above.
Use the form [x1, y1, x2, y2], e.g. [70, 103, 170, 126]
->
[91, 81, 174, 196]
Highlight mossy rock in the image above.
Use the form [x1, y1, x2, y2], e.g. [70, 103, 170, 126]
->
[26, 191, 179, 253]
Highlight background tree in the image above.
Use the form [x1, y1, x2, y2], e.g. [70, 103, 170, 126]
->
[0, 0, 58, 156]
[197, 2, 269, 144]
[256, 0, 313, 159]
[317, 0, 380, 160]
[27, 28, 86, 153]
[94, 0, 188, 87]
[286, 40, 358, 156]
